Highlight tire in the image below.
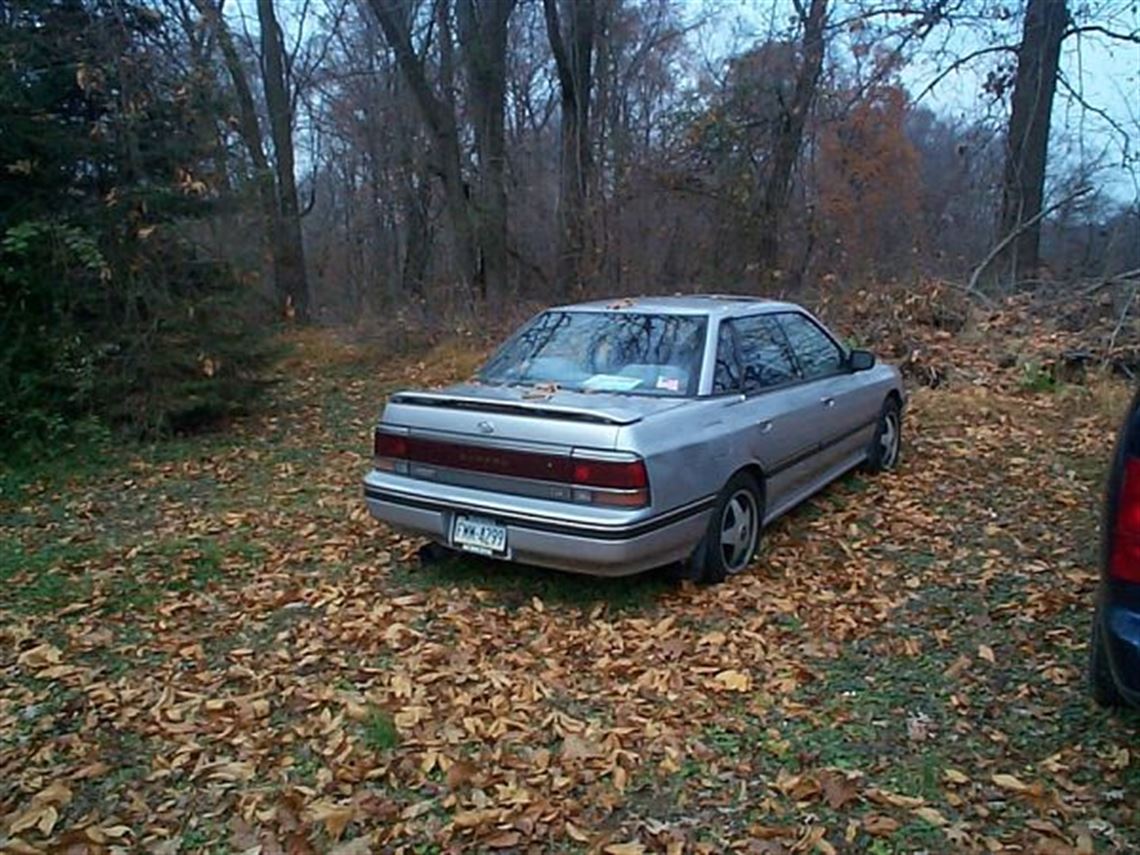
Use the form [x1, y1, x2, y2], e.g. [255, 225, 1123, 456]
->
[693, 472, 763, 584]
[1089, 608, 1125, 708]
[865, 397, 902, 473]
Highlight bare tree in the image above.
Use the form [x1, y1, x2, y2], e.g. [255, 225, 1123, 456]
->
[754, 0, 827, 284]
[366, 0, 482, 301]
[457, 0, 518, 300]
[192, 0, 309, 320]
[257, 0, 310, 320]
[995, 0, 1069, 285]
[543, 0, 597, 296]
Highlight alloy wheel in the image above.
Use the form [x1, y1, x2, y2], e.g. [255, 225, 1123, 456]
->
[880, 410, 900, 469]
[719, 489, 758, 573]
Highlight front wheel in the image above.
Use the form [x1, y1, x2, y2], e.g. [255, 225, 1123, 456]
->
[694, 472, 763, 584]
[865, 397, 902, 473]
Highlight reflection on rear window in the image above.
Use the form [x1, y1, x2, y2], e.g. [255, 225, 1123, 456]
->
[478, 311, 707, 397]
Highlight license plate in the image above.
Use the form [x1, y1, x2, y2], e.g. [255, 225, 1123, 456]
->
[451, 515, 508, 557]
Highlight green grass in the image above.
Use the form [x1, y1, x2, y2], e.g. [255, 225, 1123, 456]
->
[362, 708, 400, 752]
[1019, 361, 1058, 392]
[0, 540, 99, 613]
[394, 551, 673, 613]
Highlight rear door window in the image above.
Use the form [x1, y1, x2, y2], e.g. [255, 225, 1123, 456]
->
[713, 322, 743, 393]
[725, 315, 798, 393]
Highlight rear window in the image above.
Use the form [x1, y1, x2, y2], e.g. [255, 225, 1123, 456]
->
[478, 311, 707, 397]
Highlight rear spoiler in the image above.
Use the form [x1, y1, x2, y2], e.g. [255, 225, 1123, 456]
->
[389, 391, 640, 425]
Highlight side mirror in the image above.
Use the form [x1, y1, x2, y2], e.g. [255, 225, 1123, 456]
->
[849, 349, 876, 372]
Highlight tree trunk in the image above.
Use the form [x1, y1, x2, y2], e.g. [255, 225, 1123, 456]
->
[755, 0, 827, 286]
[366, 0, 481, 303]
[457, 0, 517, 302]
[192, 0, 280, 294]
[543, 0, 595, 297]
[256, 0, 309, 321]
[996, 0, 1068, 286]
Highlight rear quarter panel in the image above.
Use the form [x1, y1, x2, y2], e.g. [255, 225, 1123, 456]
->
[617, 397, 761, 516]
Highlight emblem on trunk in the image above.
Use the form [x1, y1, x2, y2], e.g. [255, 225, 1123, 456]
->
[477, 420, 495, 434]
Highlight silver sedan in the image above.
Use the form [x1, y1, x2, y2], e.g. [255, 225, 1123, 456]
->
[364, 295, 905, 582]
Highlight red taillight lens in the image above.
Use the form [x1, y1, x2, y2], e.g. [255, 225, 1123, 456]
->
[572, 459, 648, 489]
[1110, 457, 1140, 583]
[374, 430, 408, 459]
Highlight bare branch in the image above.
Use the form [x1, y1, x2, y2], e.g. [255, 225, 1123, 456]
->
[913, 43, 1017, 104]
[1056, 69, 1135, 158]
[967, 185, 1094, 295]
[1064, 24, 1140, 44]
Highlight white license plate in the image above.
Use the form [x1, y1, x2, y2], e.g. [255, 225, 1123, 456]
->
[451, 515, 508, 557]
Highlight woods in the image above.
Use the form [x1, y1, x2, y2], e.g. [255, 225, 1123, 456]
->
[1, 0, 1138, 449]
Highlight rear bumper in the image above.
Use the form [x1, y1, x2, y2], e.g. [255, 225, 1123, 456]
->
[1100, 587, 1140, 706]
[362, 472, 714, 577]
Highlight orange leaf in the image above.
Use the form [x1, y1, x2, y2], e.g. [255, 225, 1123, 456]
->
[485, 831, 522, 848]
[863, 814, 900, 837]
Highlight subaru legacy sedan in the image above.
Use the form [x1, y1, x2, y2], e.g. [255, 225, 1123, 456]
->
[363, 296, 905, 583]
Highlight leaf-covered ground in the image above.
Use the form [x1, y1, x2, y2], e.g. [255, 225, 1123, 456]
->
[2, 324, 1139, 855]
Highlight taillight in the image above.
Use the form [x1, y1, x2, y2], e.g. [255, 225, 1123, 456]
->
[374, 429, 409, 473]
[572, 459, 648, 489]
[1110, 457, 1140, 583]
[571, 457, 650, 507]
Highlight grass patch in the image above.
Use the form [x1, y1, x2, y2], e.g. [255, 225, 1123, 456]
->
[0, 540, 98, 613]
[395, 551, 672, 613]
[362, 708, 399, 752]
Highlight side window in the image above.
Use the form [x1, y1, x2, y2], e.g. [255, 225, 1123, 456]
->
[732, 315, 797, 393]
[713, 323, 741, 393]
[779, 313, 844, 380]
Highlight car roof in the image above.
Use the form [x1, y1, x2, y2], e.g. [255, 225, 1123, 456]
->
[550, 294, 803, 318]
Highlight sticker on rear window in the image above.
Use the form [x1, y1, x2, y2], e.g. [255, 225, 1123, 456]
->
[656, 376, 681, 391]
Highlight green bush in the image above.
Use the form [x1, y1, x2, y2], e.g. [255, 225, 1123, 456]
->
[0, 0, 277, 458]
[0, 219, 277, 454]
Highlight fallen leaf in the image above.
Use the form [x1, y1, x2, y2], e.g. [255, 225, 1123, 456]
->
[991, 773, 1028, 793]
[17, 643, 63, 669]
[446, 759, 479, 788]
[977, 644, 995, 663]
[306, 802, 355, 840]
[943, 768, 970, 785]
[604, 843, 646, 855]
[913, 806, 947, 826]
[819, 770, 859, 810]
[713, 669, 751, 692]
[863, 815, 900, 837]
[561, 733, 601, 761]
[451, 808, 501, 829]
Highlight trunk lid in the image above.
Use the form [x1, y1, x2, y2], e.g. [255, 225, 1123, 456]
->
[382, 383, 687, 450]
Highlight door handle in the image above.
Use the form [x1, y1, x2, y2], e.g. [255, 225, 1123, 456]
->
[759, 420, 773, 434]
[821, 397, 835, 408]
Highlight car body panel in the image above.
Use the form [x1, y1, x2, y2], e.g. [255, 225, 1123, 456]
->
[1094, 387, 1140, 706]
[363, 295, 905, 577]
[1098, 583, 1140, 706]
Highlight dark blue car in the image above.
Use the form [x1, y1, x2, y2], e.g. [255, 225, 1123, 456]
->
[1090, 387, 1140, 708]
